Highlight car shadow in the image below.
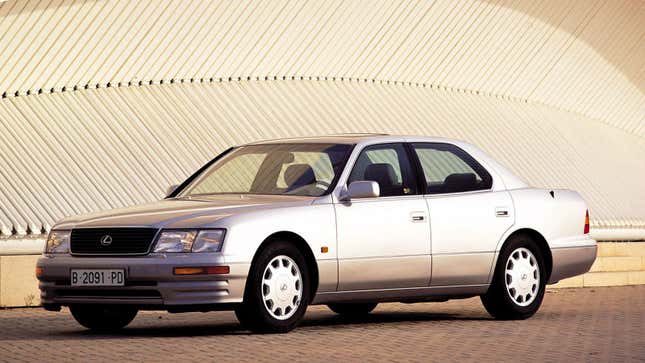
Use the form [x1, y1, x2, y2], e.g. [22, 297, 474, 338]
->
[68, 322, 248, 338]
[118, 311, 492, 337]
[301, 311, 491, 329]
[0, 310, 494, 340]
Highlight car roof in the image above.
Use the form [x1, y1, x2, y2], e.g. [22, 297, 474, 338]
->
[243, 134, 463, 146]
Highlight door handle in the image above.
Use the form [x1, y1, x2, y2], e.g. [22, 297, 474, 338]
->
[410, 212, 426, 222]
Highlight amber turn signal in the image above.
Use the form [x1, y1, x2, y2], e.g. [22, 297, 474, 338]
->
[35, 266, 44, 278]
[584, 210, 590, 234]
[173, 266, 230, 275]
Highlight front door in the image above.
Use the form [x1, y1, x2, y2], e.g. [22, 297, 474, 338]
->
[335, 143, 431, 291]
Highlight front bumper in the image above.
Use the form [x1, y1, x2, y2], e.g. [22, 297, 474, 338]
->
[548, 239, 598, 284]
[37, 253, 250, 308]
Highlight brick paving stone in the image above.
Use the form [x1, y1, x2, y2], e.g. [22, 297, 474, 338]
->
[0, 286, 643, 362]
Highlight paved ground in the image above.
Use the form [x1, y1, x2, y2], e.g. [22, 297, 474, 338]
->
[0, 286, 643, 362]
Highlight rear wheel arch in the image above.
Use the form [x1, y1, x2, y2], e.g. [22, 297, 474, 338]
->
[250, 231, 319, 302]
[498, 228, 552, 282]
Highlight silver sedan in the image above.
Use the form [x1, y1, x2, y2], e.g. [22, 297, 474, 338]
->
[37, 135, 597, 333]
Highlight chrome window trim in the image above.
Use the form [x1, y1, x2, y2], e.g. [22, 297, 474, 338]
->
[333, 139, 499, 202]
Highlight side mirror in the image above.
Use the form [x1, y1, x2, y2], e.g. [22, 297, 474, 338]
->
[346, 180, 380, 199]
[165, 184, 180, 198]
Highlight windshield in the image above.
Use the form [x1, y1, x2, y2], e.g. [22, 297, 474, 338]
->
[179, 143, 353, 197]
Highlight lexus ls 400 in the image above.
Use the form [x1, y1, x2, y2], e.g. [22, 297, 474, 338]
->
[37, 135, 597, 333]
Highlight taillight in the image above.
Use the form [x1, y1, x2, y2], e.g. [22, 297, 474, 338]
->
[584, 210, 590, 234]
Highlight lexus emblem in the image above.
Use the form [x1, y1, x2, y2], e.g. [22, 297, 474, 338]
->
[100, 235, 113, 246]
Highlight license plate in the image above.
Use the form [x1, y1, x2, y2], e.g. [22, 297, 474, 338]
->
[71, 269, 125, 286]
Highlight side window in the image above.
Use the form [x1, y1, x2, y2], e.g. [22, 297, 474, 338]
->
[412, 143, 492, 194]
[348, 143, 417, 197]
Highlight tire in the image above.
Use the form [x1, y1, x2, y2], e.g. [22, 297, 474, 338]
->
[69, 305, 138, 331]
[235, 241, 310, 333]
[481, 233, 547, 320]
[327, 302, 378, 316]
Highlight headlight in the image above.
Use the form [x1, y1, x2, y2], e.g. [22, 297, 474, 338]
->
[191, 230, 226, 252]
[45, 230, 71, 254]
[153, 229, 225, 253]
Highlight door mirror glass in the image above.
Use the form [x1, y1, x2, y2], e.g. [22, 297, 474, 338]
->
[347, 180, 380, 199]
[166, 184, 180, 197]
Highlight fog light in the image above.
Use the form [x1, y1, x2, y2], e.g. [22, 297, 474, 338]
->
[173, 266, 230, 275]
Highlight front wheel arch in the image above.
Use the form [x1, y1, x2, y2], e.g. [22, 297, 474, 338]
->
[248, 231, 319, 303]
[496, 229, 553, 284]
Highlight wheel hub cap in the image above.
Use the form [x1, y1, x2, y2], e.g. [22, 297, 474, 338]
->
[262, 255, 302, 320]
[505, 247, 540, 307]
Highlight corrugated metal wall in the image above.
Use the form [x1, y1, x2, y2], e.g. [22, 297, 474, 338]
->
[0, 0, 643, 237]
[1, 0, 643, 134]
[1, 80, 643, 236]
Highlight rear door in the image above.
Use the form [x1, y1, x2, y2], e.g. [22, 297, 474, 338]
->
[410, 143, 514, 287]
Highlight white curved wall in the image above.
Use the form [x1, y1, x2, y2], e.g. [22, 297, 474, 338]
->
[0, 0, 643, 238]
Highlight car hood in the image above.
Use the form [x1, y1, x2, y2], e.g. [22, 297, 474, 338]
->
[54, 194, 315, 230]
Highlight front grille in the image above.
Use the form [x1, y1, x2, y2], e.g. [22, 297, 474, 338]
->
[70, 228, 159, 255]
